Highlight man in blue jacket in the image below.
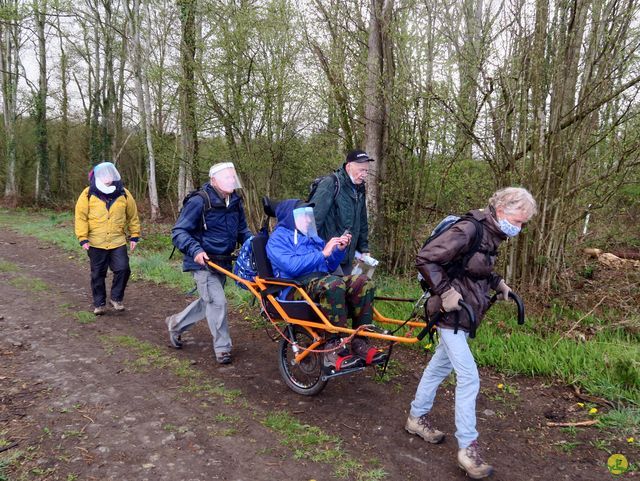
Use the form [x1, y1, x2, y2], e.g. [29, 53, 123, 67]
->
[266, 199, 385, 369]
[166, 162, 252, 364]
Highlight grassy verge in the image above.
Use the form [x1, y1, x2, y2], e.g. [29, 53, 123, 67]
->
[0, 208, 637, 410]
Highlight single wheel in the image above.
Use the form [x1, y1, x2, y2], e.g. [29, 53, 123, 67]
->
[278, 325, 328, 396]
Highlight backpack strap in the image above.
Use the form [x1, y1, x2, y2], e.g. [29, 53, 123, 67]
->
[444, 214, 486, 280]
[169, 189, 212, 260]
[195, 190, 212, 230]
[330, 172, 340, 201]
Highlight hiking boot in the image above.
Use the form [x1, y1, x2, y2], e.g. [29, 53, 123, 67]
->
[165, 315, 183, 349]
[168, 330, 183, 349]
[93, 305, 107, 315]
[216, 352, 232, 365]
[351, 337, 387, 365]
[457, 440, 493, 479]
[323, 338, 361, 370]
[405, 413, 445, 444]
[109, 299, 125, 311]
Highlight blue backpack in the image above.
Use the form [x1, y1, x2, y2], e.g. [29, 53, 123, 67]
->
[233, 236, 257, 289]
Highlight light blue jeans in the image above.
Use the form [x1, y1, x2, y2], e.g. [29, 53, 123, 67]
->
[168, 270, 232, 355]
[409, 327, 479, 449]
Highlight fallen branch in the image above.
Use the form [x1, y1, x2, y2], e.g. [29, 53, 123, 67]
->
[0, 442, 18, 453]
[552, 296, 606, 348]
[547, 420, 598, 427]
[572, 385, 615, 409]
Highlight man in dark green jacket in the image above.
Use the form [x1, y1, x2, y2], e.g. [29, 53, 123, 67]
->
[309, 150, 373, 275]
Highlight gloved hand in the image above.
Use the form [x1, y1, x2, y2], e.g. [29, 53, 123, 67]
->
[496, 280, 511, 300]
[440, 287, 463, 312]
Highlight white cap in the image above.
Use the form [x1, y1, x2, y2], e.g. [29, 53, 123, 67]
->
[209, 162, 235, 178]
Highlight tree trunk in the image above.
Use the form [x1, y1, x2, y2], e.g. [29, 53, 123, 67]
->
[0, 0, 20, 202]
[454, 0, 483, 162]
[177, 0, 198, 201]
[35, 0, 50, 203]
[126, 0, 160, 219]
[363, 0, 393, 235]
[55, 5, 69, 199]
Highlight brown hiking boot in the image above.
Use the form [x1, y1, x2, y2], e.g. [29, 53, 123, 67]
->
[457, 440, 493, 479]
[109, 299, 125, 311]
[405, 413, 445, 444]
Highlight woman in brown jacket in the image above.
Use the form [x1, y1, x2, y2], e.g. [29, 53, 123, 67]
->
[404, 187, 537, 479]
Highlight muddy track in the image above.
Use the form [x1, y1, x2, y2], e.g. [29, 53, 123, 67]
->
[0, 228, 626, 480]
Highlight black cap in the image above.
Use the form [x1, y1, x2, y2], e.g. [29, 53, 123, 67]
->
[345, 149, 374, 163]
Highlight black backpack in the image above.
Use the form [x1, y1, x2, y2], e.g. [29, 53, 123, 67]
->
[307, 172, 340, 203]
[181, 189, 214, 230]
[169, 188, 240, 259]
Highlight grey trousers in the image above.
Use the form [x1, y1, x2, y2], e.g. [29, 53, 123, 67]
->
[167, 269, 232, 354]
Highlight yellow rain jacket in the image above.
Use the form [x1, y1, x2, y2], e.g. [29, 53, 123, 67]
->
[74, 187, 141, 249]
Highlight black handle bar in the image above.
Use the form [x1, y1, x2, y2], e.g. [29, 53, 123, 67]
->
[489, 291, 525, 325]
[417, 300, 476, 341]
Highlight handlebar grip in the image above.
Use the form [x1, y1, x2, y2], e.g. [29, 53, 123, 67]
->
[416, 301, 477, 340]
[508, 291, 525, 325]
[458, 300, 475, 327]
[489, 291, 526, 325]
[417, 312, 441, 341]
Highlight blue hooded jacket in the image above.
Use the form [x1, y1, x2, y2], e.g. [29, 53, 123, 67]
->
[172, 183, 252, 272]
[266, 199, 345, 280]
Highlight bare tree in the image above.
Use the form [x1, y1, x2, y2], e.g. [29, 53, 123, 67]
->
[177, 0, 197, 200]
[126, 0, 159, 219]
[0, 0, 21, 201]
[363, 0, 394, 232]
[33, 0, 50, 203]
[53, 0, 69, 199]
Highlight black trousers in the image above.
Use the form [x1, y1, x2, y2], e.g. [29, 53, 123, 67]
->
[87, 245, 131, 307]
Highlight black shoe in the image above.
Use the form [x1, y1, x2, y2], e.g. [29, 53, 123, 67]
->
[168, 330, 183, 349]
[216, 352, 232, 364]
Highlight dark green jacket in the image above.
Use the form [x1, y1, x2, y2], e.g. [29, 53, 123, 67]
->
[309, 166, 369, 267]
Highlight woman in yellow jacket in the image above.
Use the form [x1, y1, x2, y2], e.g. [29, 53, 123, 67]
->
[74, 162, 141, 315]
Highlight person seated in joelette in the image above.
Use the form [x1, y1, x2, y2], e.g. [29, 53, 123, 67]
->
[266, 199, 385, 368]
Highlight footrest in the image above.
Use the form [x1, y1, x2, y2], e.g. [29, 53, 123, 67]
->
[321, 365, 366, 381]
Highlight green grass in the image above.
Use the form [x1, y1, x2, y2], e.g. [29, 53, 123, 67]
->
[74, 311, 96, 324]
[263, 411, 386, 480]
[0, 260, 18, 272]
[8, 276, 48, 292]
[0, 449, 22, 481]
[475, 308, 639, 405]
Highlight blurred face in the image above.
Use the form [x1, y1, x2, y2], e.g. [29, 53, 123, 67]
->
[293, 206, 317, 237]
[211, 168, 237, 195]
[345, 162, 369, 185]
[297, 213, 313, 230]
[496, 206, 530, 228]
[94, 164, 119, 194]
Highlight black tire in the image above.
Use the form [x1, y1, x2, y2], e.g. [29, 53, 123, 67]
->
[278, 325, 328, 396]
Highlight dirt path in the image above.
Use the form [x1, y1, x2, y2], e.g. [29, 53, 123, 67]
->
[0, 228, 631, 480]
